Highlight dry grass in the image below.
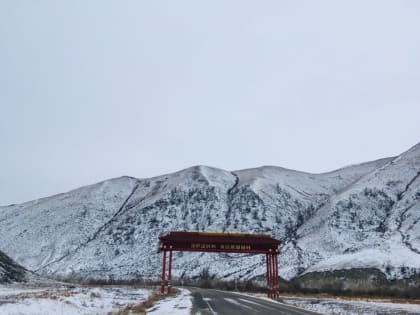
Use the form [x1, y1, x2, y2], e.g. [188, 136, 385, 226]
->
[36, 290, 76, 300]
[113, 287, 180, 315]
[90, 291, 101, 298]
[387, 297, 420, 305]
[279, 292, 420, 305]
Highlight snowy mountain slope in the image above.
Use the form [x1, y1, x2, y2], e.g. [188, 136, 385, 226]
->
[0, 176, 138, 272]
[36, 161, 390, 281]
[0, 145, 418, 284]
[297, 143, 420, 279]
[0, 250, 27, 283]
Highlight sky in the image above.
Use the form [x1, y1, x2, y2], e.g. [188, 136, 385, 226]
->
[1, 1, 419, 206]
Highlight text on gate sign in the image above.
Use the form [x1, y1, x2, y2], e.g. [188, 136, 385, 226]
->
[190, 243, 252, 250]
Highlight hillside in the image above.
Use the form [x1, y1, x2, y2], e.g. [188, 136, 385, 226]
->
[0, 144, 419, 285]
[0, 250, 27, 283]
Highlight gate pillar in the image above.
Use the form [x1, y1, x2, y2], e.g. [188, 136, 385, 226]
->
[160, 246, 167, 294]
[274, 251, 279, 298]
[267, 250, 273, 298]
[168, 248, 173, 294]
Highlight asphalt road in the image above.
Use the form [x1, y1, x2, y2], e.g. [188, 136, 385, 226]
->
[188, 287, 322, 315]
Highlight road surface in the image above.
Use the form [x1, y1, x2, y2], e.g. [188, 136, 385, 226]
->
[188, 287, 322, 315]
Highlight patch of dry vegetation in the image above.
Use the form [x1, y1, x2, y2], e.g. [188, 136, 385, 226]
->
[113, 287, 180, 315]
[90, 291, 101, 298]
[36, 290, 76, 300]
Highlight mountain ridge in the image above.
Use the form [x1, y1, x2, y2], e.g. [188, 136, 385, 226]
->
[0, 157, 396, 208]
[0, 144, 419, 284]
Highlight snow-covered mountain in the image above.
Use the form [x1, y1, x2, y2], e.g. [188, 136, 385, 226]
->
[0, 144, 419, 283]
[0, 250, 27, 283]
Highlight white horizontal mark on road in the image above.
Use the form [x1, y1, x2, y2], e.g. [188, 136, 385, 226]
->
[224, 298, 254, 310]
[238, 298, 283, 312]
[255, 298, 319, 315]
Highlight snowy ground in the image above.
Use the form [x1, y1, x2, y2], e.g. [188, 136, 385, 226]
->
[147, 288, 192, 315]
[0, 284, 193, 315]
[0, 284, 152, 315]
[232, 291, 420, 315]
[282, 296, 420, 315]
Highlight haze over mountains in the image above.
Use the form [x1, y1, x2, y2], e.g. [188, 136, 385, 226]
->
[0, 143, 419, 283]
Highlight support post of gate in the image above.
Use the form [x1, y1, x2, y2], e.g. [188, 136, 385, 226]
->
[161, 246, 167, 295]
[266, 253, 270, 298]
[271, 252, 274, 299]
[265, 254, 269, 296]
[168, 247, 173, 295]
[277, 251, 280, 298]
[271, 253, 275, 298]
[274, 251, 279, 298]
[271, 252, 276, 298]
[278, 251, 281, 298]
[268, 250, 272, 298]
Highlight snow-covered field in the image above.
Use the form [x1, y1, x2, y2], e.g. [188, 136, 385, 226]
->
[147, 288, 192, 315]
[234, 292, 420, 315]
[0, 284, 193, 315]
[283, 296, 420, 315]
[0, 285, 152, 315]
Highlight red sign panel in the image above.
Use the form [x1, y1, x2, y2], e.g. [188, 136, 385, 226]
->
[159, 231, 281, 254]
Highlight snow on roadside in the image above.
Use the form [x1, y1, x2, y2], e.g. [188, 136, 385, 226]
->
[0, 287, 46, 298]
[231, 291, 420, 315]
[283, 296, 420, 315]
[147, 288, 192, 315]
[0, 285, 151, 315]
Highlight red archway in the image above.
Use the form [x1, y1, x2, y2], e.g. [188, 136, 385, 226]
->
[159, 231, 281, 298]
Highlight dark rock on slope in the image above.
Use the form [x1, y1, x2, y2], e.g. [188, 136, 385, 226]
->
[0, 250, 26, 283]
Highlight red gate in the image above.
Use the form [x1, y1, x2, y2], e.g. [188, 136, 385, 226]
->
[159, 231, 281, 298]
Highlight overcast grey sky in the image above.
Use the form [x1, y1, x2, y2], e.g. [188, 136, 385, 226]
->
[1, 1, 419, 205]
